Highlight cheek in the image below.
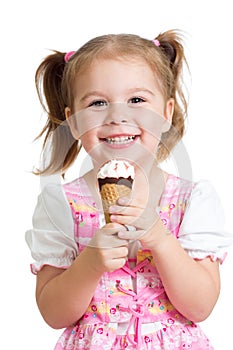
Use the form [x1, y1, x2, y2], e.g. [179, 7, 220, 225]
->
[136, 109, 167, 140]
[68, 110, 104, 139]
[142, 133, 160, 153]
[80, 130, 98, 152]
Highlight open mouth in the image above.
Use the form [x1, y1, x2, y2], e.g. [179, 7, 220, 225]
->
[102, 135, 138, 145]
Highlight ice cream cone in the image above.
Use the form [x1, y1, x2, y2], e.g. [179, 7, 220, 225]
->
[97, 160, 135, 223]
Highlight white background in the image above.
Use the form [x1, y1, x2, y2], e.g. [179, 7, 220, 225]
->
[0, 0, 232, 349]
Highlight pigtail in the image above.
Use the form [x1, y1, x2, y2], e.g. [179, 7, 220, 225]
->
[35, 51, 79, 175]
[154, 30, 189, 161]
[156, 31, 186, 77]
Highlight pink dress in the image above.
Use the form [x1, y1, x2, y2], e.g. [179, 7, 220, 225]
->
[26, 174, 232, 349]
[55, 175, 213, 350]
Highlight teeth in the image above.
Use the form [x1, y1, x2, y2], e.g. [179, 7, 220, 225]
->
[105, 136, 135, 144]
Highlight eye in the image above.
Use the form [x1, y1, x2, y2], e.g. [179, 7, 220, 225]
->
[88, 100, 107, 107]
[128, 97, 146, 104]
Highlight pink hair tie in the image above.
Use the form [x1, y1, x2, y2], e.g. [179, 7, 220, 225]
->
[152, 39, 160, 47]
[64, 51, 76, 63]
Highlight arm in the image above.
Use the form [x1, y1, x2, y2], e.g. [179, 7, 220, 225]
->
[110, 198, 221, 323]
[36, 223, 128, 329]
[141, 219, 220, 322]
[27, 185, 128, 329]
[116, 217, 220, 322]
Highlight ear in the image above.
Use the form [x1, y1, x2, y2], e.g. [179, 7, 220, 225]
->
[65, 107, 79, 139]
[162, 98, 174, 132]
[65, 106, 71, 120]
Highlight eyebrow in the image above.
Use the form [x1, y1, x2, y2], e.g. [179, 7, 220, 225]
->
[79, 88, 155, 102]
[80, 91, 106, 103]
[126, 88, 155, 96]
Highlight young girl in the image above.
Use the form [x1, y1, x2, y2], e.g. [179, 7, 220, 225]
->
[26, 31, 232, 349]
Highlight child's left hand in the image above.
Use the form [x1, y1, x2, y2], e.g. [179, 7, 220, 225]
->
[109, 196, 164, 250]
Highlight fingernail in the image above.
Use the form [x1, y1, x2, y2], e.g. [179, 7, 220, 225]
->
[118, 197, 127, 205]
[118, 231, 126, 238]
[109, 206, 116, 213]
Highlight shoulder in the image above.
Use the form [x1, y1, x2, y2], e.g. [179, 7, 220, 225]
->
[163, 173, 219, 200]
[161, 173, 194, 204]
[63, 176, 91, 196]
[182, 179, 226, 230]
[63, 176, 85, 192]
[188, 179, 224, 217]
[32, 181, 74, 237]
[178, 179, 233, 263]
[160, 174, 222, 226]
[191, 179, 220, 201]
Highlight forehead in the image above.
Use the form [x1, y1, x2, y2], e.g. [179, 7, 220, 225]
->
[73, 57, 161, 93]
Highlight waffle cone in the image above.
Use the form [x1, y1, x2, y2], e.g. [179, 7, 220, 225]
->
[99, 183, 132, 223]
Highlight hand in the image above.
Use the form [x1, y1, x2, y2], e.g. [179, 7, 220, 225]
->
[109, 196, 165, 250]
[109, 195, 159, 230]
[87, 222, 129, 273]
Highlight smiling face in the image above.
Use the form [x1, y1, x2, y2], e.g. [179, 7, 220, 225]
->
[66, 58, 174, 168]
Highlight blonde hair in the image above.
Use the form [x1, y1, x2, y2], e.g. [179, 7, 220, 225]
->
[35, 30, 188, 175]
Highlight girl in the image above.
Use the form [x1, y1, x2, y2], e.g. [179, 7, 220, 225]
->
[26, 31, 232, 349]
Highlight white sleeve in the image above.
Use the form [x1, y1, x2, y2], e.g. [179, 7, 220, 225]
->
[25, 183, 77, 274]
[178, 180, 233, 263]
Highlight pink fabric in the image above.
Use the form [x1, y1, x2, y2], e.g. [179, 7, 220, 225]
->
[54, 174, 214, 349]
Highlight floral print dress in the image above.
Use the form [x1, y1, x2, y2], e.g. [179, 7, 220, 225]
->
[26, 174, 232, 349]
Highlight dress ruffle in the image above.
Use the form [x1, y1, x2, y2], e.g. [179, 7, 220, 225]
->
[55, 321, 214, 350]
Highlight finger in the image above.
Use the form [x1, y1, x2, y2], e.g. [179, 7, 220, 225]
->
[117, 229, 146, 241]
[108, 258, 127, 272]
[101, 245, 128, 258]
[112, 246, 129, 258]
[110, 214, 135, 226]
[111, 209, 160, 228]
[109, 205, 142, 217]
[124, 225, 136, 231]
[117, 196, 131, 206]
[102, 223, 128, 235]
[117, 197, 145, 208]
[110, 212, 146, 228]
[88, 230, 129, 249]
[88, 237, 129, 249]
[100, 247, 129, 272]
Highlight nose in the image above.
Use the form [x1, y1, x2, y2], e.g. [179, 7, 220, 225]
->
[104, 103, 129, 125]
[109, 119, 127, 125]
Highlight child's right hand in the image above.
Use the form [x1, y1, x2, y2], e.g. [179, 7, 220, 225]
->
[87, 223, 129, 273]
